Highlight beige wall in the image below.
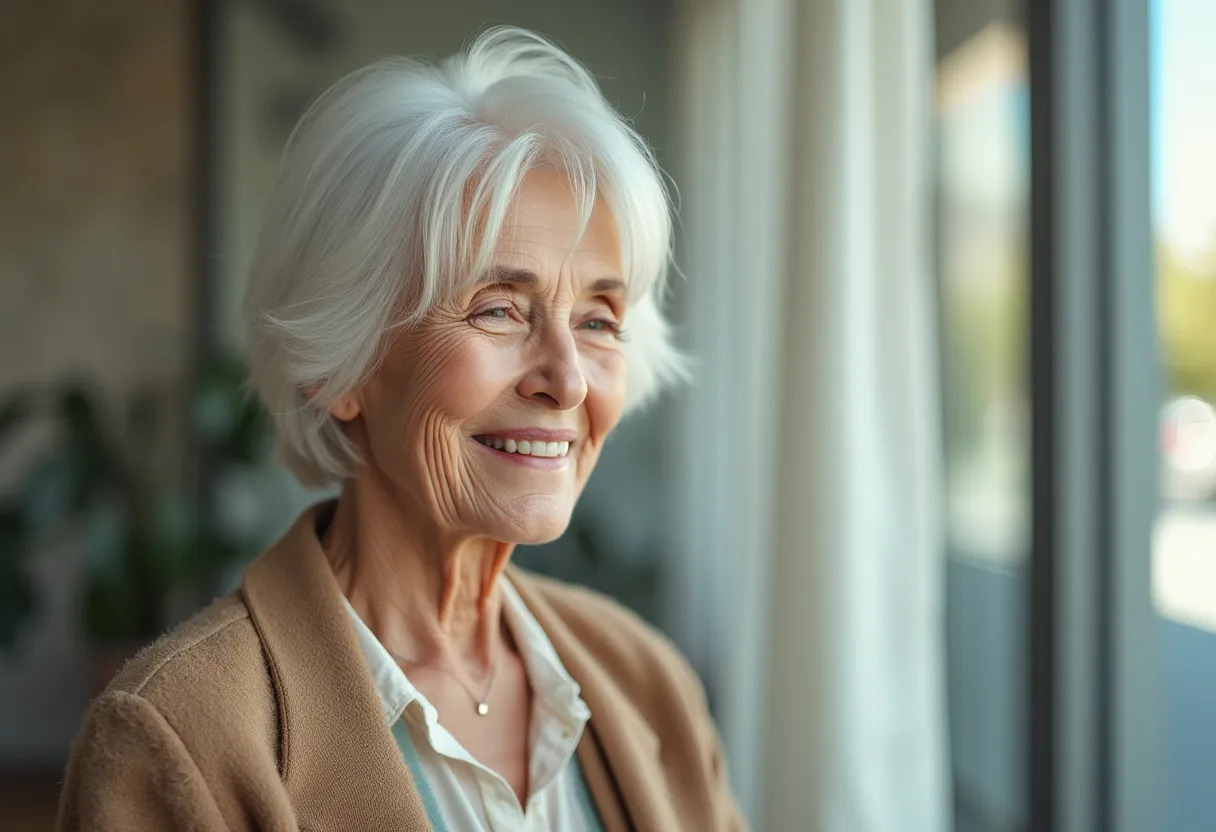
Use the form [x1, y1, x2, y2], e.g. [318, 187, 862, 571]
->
[0, 0, 192, 762]
[0, 0, 191, 394]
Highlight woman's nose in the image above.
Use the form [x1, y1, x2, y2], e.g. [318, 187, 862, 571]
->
[517, 326, 588, 410]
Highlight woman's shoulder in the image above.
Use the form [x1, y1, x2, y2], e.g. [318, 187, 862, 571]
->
[92, 590, 279, 756]
[107, 591, 264, 699]
[61, 592, 287, 829]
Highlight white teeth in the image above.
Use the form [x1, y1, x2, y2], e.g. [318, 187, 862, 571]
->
[479, 436, 572, 457]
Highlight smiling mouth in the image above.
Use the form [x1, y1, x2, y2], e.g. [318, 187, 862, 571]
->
[473, 435, 572, 458]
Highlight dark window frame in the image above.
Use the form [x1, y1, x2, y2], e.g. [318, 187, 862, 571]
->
[1026, 1, 1160, 830]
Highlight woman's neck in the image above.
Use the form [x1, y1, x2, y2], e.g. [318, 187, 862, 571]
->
[321, 479, 515, 673]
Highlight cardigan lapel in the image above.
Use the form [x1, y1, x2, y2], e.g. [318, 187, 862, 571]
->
[242, 506, 433, 831]
[506, 568, 679, 832]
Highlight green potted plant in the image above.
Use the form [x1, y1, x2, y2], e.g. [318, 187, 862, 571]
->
[0, 354, 272, 691]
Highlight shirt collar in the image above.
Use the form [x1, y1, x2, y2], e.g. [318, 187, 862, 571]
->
[342, 574, 592, 733]
[499, 576, 591, 726]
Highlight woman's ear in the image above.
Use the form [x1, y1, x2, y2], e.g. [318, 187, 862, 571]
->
[327, 392, 361, 422]
[304, 384, 361, 422]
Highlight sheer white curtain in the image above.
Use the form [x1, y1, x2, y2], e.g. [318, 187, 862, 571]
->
[667, 0, 950, 829]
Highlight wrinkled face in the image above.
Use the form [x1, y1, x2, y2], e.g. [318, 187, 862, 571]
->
[330, 169, 629, 544]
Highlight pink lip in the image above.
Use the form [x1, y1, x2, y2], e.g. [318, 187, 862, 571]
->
[472, 428, 579, 442]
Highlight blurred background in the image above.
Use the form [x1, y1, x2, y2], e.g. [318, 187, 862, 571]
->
[0, 0, 1210, 830]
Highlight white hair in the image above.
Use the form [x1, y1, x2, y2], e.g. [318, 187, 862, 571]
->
[243, 26, 686, 486]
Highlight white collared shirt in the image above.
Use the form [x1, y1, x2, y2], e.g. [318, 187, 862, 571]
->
[343, 577, 596, 831]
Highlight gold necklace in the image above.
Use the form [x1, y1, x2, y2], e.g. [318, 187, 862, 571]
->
[387, 649, 500, 716]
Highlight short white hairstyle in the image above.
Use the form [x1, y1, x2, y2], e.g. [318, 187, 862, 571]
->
[244, 26, 686, 486]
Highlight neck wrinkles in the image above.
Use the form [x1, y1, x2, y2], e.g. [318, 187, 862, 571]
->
[320, 481, 515, 676]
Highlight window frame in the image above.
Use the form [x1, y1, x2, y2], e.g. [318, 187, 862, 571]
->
[1026, 1, 1161, 830]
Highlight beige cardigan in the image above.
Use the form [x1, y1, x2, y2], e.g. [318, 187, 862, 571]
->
[57, 505, 746, 831]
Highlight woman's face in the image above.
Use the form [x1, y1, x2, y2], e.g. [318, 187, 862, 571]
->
[331, 169, 629, 544]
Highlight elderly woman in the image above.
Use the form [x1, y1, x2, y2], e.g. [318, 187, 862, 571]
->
[58, 26, 744, 832]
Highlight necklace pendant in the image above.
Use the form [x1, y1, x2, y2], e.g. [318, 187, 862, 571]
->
[476, 702, 489, 716]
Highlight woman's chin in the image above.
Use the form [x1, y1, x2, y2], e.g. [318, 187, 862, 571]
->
[487, 503, 574, 546]
[513, 518, 572, 546]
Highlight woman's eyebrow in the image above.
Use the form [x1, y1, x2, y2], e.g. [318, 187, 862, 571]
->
[478, 266, 539, 287]
[477, 269, 625, 297]
[589, 277, 626, 295]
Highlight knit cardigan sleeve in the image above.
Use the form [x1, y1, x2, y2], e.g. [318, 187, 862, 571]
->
[57, 690, 229, 831]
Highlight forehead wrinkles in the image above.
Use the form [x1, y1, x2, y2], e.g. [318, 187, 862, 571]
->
[492, 235, 623, 303]
[494, 176, 623, 277]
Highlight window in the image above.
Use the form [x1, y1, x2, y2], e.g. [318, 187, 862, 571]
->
[1152, 1, 1216, 828]
[935, 4, 1030, 830]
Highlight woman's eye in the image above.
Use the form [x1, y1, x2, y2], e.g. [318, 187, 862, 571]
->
[475, 307, 511, 320]
[580, 318, 622, 335]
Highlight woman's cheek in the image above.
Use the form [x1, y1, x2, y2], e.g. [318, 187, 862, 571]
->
[420, 336, 519, 420]
[583, 349, 628, 438]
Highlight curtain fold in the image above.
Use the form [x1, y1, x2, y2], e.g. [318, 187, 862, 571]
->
[764, 1, 949, 828]
[670, 0, 949, 828]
